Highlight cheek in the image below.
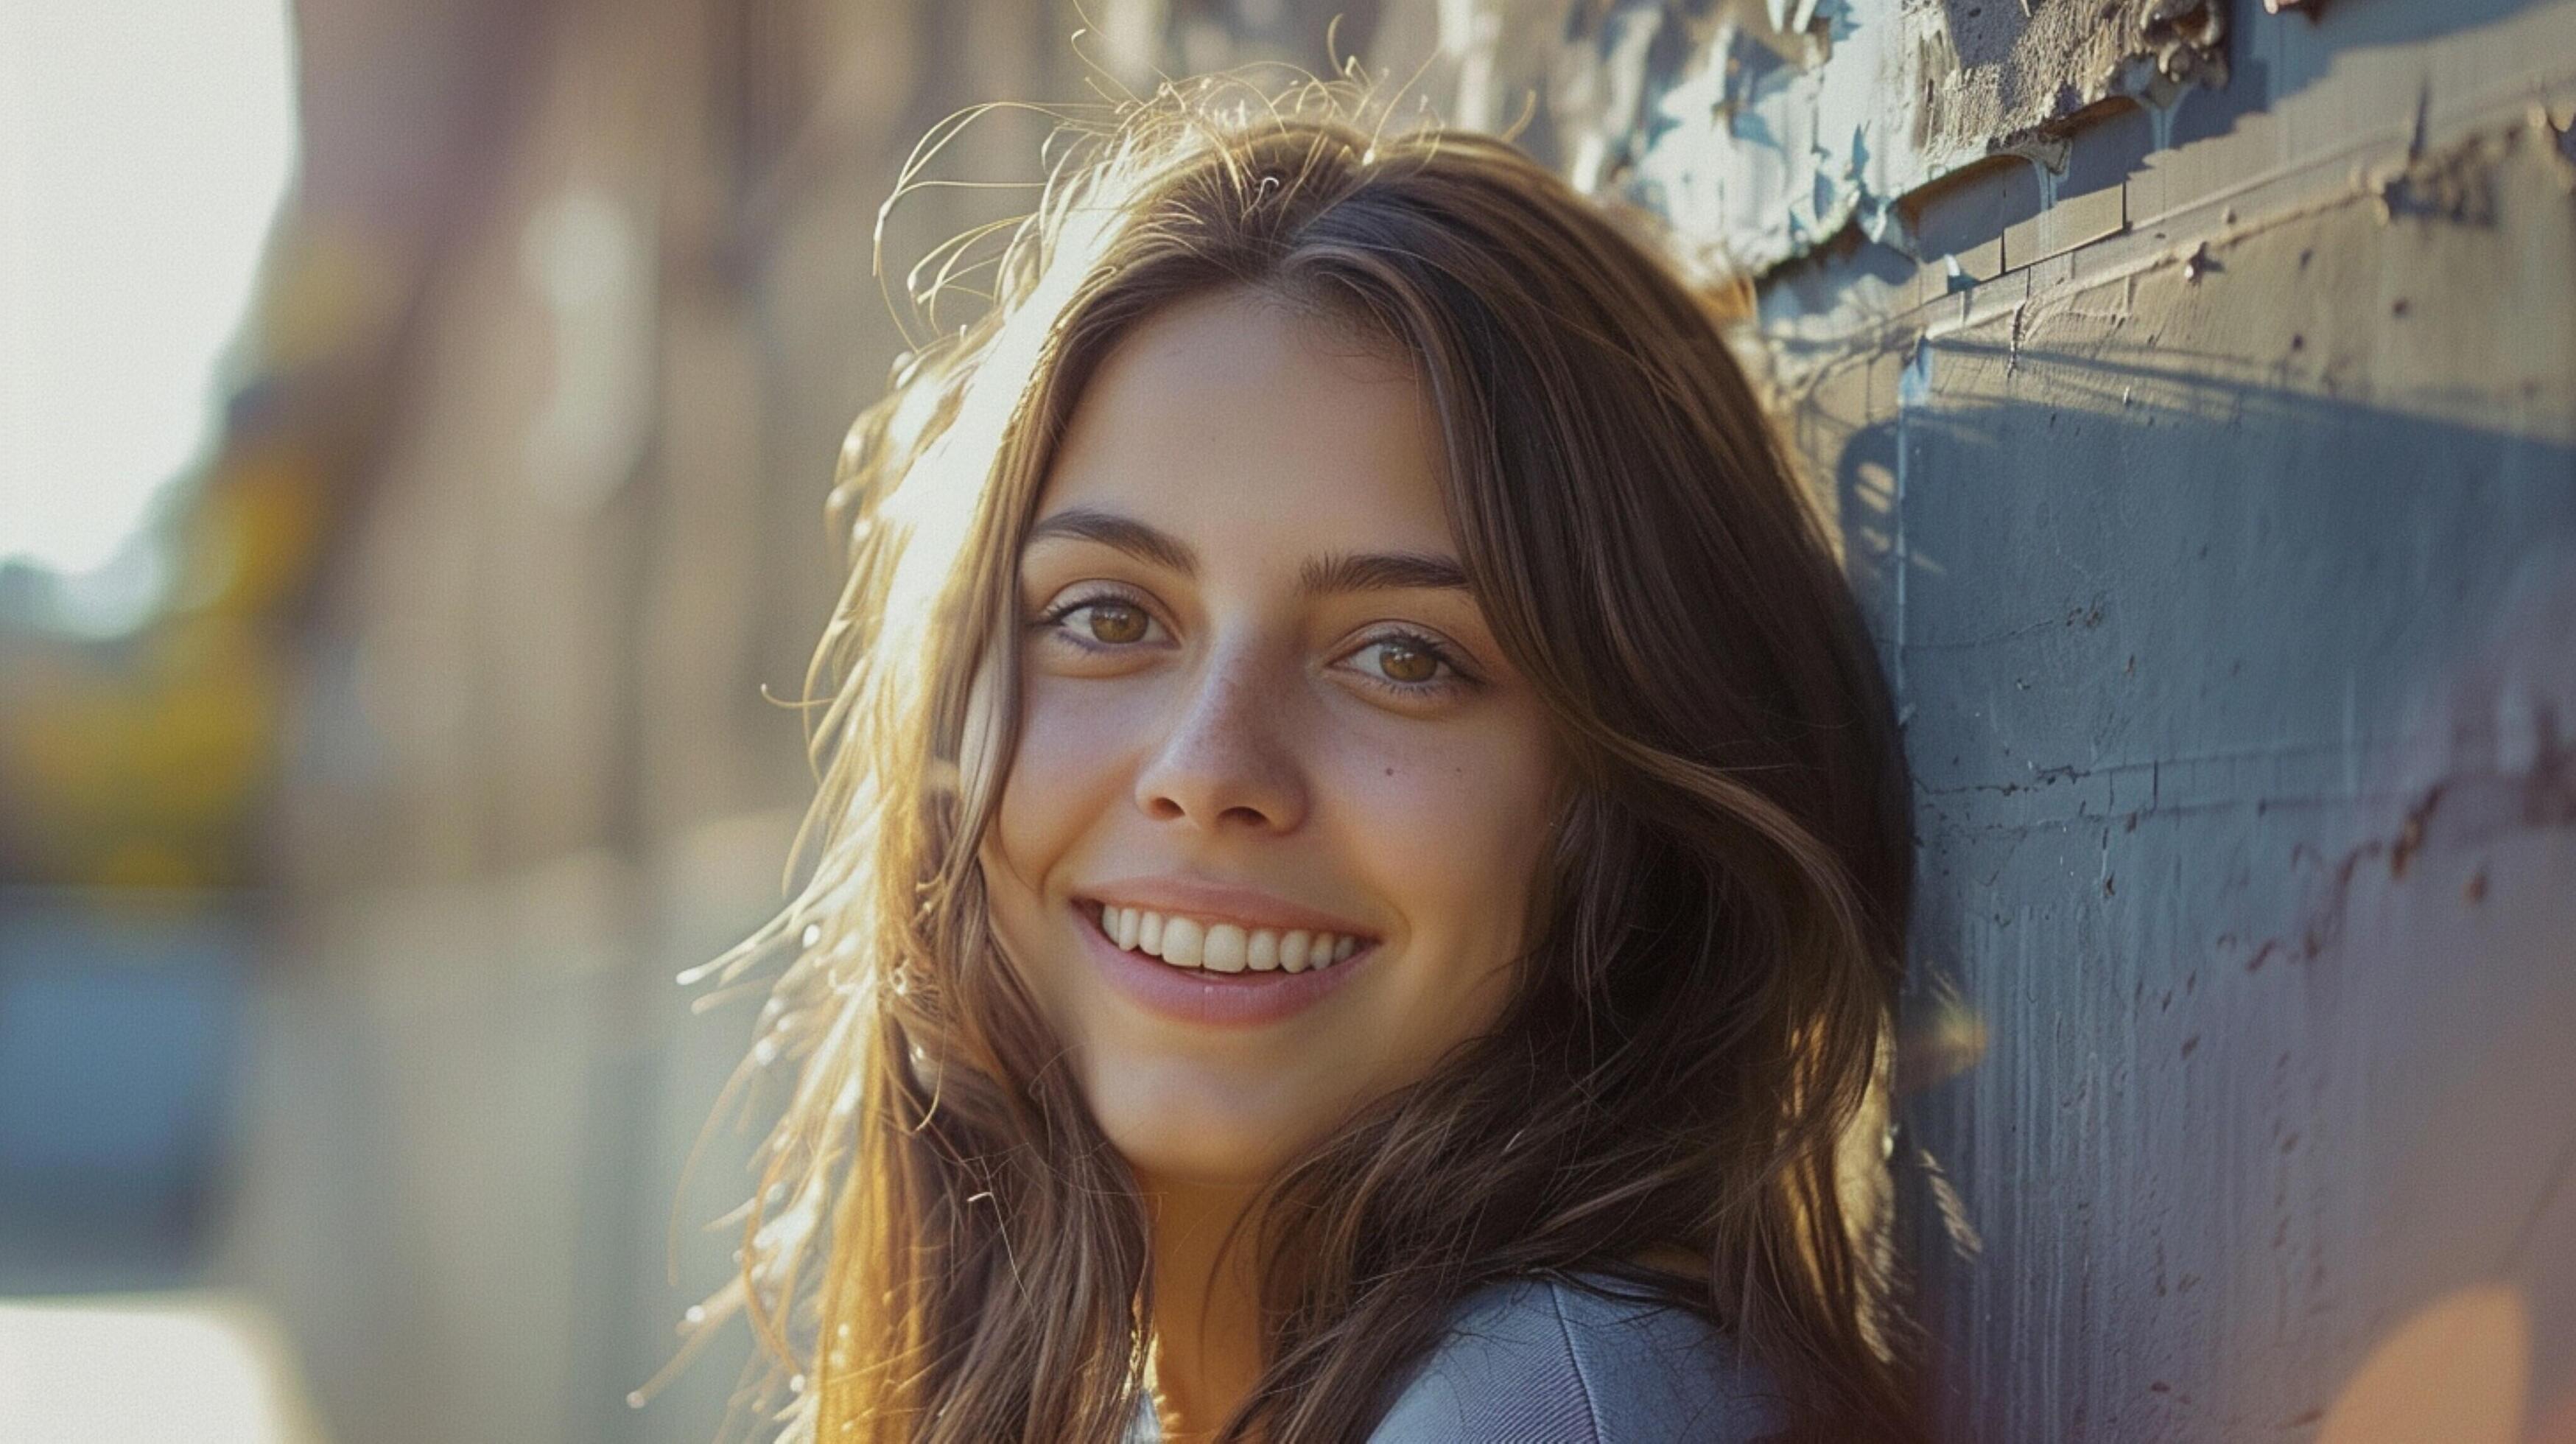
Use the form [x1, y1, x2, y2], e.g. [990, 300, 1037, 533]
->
[983, 676, 1129, 1039]
[1347, 721, 1556, 933]
[990, 672, 1138, 894]
[1327, 711, 1560, 1059]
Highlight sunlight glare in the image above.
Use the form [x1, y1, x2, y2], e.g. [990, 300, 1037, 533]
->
[0, 0, 299, 583]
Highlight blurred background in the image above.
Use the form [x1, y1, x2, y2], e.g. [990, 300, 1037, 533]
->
[3, 1, 2572, 1441]
[0, 2, 1394, 1439]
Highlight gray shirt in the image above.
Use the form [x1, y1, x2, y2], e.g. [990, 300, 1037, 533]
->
[1129, 1275, 1787, 1442]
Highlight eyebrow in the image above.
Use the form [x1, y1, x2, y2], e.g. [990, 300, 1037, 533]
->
[1025, 505, 1473, 597]
[1025, 507, 1199, 575]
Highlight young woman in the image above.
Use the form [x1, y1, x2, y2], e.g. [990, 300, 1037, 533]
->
[701, 78, 1920, 1443]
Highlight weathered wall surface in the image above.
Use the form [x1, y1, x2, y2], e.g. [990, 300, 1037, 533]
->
[1383, 1, 2576, 1437]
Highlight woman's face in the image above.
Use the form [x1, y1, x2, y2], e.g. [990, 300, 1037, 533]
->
[978, 288, 1564, 1188]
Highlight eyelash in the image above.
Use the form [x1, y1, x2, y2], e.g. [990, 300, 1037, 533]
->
[1031, 587, 1479, 699]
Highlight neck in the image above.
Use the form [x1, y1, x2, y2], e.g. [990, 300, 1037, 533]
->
[1142, 1174, 1266, 1443]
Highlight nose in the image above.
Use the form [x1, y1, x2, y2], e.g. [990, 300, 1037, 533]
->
[1133, 639, 1309, 834]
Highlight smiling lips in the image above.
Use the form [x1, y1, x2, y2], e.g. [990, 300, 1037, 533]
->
[1089, 901, 1370, 974]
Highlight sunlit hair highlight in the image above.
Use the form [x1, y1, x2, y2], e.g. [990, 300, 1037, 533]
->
[683, 70, 1921, 1444]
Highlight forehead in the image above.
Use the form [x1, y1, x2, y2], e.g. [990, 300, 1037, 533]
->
[1033, 288, 1452, 555]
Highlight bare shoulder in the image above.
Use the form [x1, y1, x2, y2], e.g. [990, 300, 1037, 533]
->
[1366, 1275, 1789, 1443]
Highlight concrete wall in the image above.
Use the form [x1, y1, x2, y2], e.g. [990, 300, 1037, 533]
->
[1380, 0, 2576, 1437]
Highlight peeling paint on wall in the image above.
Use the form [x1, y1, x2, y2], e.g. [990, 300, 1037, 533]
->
[1422, 0, 2231, 276]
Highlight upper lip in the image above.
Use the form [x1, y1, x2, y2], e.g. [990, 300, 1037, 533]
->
[1077, 875, 1380, 939]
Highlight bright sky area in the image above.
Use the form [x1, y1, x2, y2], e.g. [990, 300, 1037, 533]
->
[0, 0, 298, 588]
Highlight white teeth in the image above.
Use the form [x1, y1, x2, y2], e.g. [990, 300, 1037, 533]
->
[1202, 924, 1246, 972]
[1098, 905, 1370, 975]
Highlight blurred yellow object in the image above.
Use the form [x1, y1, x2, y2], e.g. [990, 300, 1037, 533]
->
[183, 444, 329, 619]
[0, 614, 278, 887]
[246, 217, 412, 376]
[0, 1291, 330, 1443]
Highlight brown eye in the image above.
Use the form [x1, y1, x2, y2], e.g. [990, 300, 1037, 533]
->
[1344, 630, 1473, 698]
[1378, 639, 1439, 684]
[1082, 602, 1148, 645]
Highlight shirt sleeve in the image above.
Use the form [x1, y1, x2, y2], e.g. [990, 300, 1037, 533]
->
[1366, 1277, 1790, 1443]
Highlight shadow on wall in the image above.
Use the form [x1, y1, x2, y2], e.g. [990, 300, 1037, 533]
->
[1835, 343, 2576, 1439]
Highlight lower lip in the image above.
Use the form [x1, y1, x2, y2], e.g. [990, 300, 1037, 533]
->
[1073, 902, 1375, 1028]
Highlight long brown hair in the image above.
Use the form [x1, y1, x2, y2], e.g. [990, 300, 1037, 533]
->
[693, 74, 1919, 1443]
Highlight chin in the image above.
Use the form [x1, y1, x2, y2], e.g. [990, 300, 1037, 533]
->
[1085, 1064, 1319, 1188]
